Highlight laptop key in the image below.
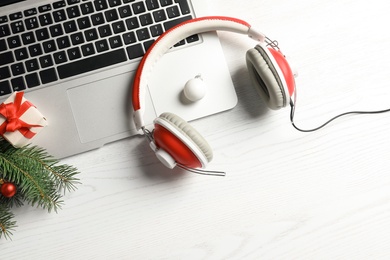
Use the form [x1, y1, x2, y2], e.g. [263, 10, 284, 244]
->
[166, 6, 180, 18]
[11, 21, 25, 34]
[108, 0, 121, 7]
[94, 0, 108, 11]
[21, 32, 35, 45]
[112, 21, 126, 34]
[67, 6, 81, 19]
[53, 51, 68, 64]
[105, 9, 119, 22]
[25, 73, 40, 88]
[53, 10, 66, 22]
[150, 24, 163, 37]
[25, 17, 39, 30]
[49, 24, 64, 37]
[29, 44, 43, 57]
[14, 47, 29, 61]
[39, 55, 54, 68]
[63, 20, 77, 33]
[0, 24, 10, 38]
[39, 13, 53, 26]
[67, 0, 80, 5]
[160, 0, 173, 7]
[98, 24, 112, 38]
[0, 39, 5, 51]
[132, 2, 146, 14]
[109, 36, 123, 49]
[146, 0, 159, 10]
[126, 17, 139, 30]
[77, 17, 92, 30]
[122, 31, 136, 45]
[7, 36, 21, 49]
[153, 10, 167, 22]
[81, 2, 94, 15]
[9, 12, 23, 21]
[40, 68, 58, 84]
[95, 39, 109, 52]
[67, 47, 82, 60]
[175, 0, 191, 15]
[136, 28, 150, 41]
[42, 39, 57, 53]
[57, 36, 71, 49]
[0, 52, 14, 66]
[143, 40, 154, 52]
[81, 43, 95, 56]
[0, 81, 12, 95]
[11, 63, 25, 76]
[0, 67, 11, 80]
[139, 13, 153, 26]
[91, 13, 105, 26]
[25, 59, 40, 72]
[186, 34, 199, 43]
[36, 28, 50, 41]
[24, 8, 38, 17]
[118, 6, 132, 18]
[84, 28, 98, 41]
[11, 76, 26, 91]
[53, 0, 66, 9]
[0, 16, 8, 24]
[57, 48, 127, 79]
[164, 15, 192, 30]
[38, 4, 52, 13]
[70, 32, 85, 45]
[126, 43, 144, 59]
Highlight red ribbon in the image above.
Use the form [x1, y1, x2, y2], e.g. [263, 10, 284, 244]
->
[0, 92, 42, 139]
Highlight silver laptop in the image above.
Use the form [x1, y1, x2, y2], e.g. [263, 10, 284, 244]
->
[0, 0, 237, 158]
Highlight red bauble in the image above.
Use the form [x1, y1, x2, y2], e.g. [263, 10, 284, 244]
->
[1, 182, 17, 198]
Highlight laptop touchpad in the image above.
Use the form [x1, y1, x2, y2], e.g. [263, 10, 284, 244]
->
[67, 73, 134, 144]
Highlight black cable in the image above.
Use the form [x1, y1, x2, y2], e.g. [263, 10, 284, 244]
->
[289, 87, 390, 133]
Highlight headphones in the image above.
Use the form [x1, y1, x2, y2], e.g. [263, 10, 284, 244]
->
[132, 16, 297, 174]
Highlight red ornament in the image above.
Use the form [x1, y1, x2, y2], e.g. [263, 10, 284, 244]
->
[1, 182, 17, 198]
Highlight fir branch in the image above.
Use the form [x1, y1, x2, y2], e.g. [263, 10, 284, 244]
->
[15, 146, 80, 192]
[0, 144, 79, 212]
[0, 139, 80, 239]
[0, 205, 16, 240]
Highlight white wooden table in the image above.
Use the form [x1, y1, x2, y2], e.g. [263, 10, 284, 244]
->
[3, 0, 390, 259]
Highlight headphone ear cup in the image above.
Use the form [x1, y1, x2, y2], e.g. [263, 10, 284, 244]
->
[246, 44, 294, 110]
[153, 112, 213, 169]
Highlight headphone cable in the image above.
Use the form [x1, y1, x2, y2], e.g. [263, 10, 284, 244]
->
[289, 87, 390, 133]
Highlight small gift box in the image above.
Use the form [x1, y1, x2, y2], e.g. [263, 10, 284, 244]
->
[0, 91, 47, 147]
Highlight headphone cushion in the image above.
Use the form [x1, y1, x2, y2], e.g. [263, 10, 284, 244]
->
[155, 112, 213, 165]
[246, 45, 287, 109]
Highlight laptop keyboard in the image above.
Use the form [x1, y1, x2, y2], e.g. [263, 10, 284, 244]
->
[0, 0, 199, 96]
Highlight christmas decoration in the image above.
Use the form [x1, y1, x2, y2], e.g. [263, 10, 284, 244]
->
[0, 138, 79, 240]
[0, 181, 17, 198]
[0, 91, 47, 148]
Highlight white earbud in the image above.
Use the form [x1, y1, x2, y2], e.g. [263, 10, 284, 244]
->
[183, 75, 207, 102]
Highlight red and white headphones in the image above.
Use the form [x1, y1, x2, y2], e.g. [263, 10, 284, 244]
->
[131, 16, 297, 175]
[130, 16, 297, 173]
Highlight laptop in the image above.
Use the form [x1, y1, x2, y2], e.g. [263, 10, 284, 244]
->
[0, 0, 237, 158]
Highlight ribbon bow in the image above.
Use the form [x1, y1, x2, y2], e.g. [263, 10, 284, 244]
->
[0, 92, 42, 139]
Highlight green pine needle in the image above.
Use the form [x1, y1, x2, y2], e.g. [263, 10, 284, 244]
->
[0, 205, 16, 240]
[0, 139, 80, 239]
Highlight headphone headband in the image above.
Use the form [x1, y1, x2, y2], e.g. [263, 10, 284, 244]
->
[132, 16, 266, 130]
